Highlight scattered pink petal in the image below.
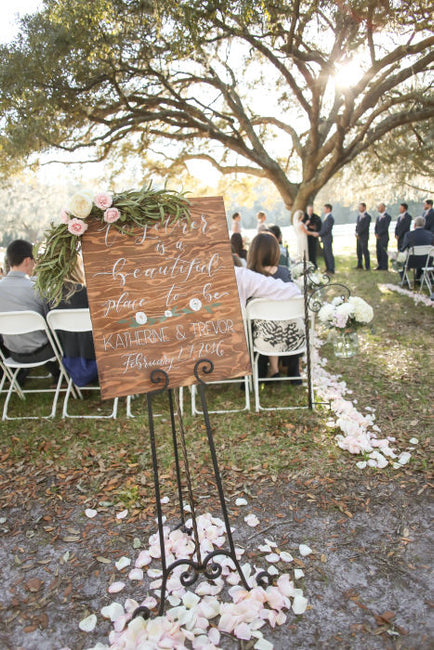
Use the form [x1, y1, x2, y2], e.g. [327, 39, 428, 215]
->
[244, 514, 260, 527]
[235, 622, 252, 640]
[85, 508, 97, 519]
[116, 509, 128, 520]
[128, 568, 144, 581]
[108, 581, 125, 594]
[115, 556, 131, 571]
[292, 593, 308, 614]
[78, 613, 97, 632]
[235, 498, 248, 506]
[299, 544, 312, 557]
[265, 553, 280, 563]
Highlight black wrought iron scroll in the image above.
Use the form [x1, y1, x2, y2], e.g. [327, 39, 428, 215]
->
[132, 360, 275, 621]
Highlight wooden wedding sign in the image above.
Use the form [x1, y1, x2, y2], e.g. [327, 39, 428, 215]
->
[81, 196, 251, 400]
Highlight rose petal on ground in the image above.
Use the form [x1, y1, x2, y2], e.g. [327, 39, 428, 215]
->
[235, 622, 252, 640]
[254, 638, 274, 650]
[101, 602, 124, 621]
[115, 556, 131, 571]
[409, 437, 418, 445]
[78, 613, 97, 632]
[299, 544, 312, 557]
[244, 514, 260, 527]
[279, 551, 293, 562]
[294, 569, 304, 579]
[267, 566, 279, 576]
[265, 553, 280, 563]
[292, 594, 308, 614]
[116, 509, 128, 520]
[135, 551, 152, 568]
[356, 461, 367, 469]
[264, 539, 277, 547]
[235, 498, 248, 506]
[85, 509, 97, 519]
[128, 568, 143, 581]
[160, 496, 170, 504]
[108, 582, 125, 594]
[398, 451, 411, 465]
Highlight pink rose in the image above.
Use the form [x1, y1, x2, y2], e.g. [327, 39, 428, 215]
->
[94, 192, 113, 210]
[67, 218, 88, 236]
[60, 208, 70, 224]
[104, 207, 121, 223]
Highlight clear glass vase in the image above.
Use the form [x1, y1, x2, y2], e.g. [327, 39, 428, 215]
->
[333, 330, 359, 358]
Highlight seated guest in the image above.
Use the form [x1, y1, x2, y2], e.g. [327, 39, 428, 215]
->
[400, 216, 434, 250]
[268, 225, 289, 267]
[400, 216, 433, 283]
[52, 256, 98, 386]
[230, 232, 247, 266]
[0, 239, 59, 382]
[247, 232, 302, 382]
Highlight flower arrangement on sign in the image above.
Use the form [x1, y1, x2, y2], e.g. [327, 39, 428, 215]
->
[34, 184, 190, 306]
[318, 296, 374, 331]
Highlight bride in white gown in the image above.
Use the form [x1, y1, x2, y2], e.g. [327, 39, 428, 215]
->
[292, 209, 309, 261]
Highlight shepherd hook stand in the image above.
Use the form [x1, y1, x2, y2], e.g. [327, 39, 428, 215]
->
[132, 359, 274, 621]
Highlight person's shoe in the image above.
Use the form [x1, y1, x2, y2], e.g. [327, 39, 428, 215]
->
[354, 266, 363, 270]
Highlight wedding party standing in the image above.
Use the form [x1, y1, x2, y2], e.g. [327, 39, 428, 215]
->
[311, 204, 335, 274]
[374, 202, 391, 270]
[292, 209, 309, 262]
[303, 205, 322, 268]
[423, 199, 434, 233]
[355, 202, 371, 270]
[395, 203, 412, 250]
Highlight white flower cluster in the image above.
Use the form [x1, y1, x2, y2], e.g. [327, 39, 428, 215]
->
[318, 296, 373, 329]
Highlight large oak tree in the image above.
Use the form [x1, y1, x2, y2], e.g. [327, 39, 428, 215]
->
[0, 0, 433, 211]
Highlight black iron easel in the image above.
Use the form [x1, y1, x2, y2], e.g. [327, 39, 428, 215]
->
[132, 359, 273, 621]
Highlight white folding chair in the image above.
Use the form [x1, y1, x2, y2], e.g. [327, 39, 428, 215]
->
[0, 311, 70, 420]
[419, 246, 434, 294]
[245, 297, 314, 412]
[47, 308, 118, 419]
[400, 245, 433, 289]
[190, 311, 251, 415]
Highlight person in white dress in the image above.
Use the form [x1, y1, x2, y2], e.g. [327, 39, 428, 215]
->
[292, 209, 309, 261]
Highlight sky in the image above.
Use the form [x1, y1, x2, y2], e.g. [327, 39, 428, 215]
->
[0, 0, 42, 44]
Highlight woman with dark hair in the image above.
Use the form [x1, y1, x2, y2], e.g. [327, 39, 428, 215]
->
[247, 233, 302, 382]
[230, 232, 247, 266]
[50, 255, 98, 386]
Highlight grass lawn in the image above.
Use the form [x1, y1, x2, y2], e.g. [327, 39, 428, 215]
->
[0, 254, 432, 649]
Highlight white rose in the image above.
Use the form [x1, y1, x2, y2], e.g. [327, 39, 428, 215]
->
[68, 192, 93, 219]
[135, 311, 147, 325]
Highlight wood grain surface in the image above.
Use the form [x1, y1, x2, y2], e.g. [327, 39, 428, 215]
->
[82, 196, 251, 399]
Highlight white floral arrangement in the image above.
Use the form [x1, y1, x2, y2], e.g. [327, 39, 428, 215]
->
[35, 184, 189, 306]
[318, 296, 374, 331]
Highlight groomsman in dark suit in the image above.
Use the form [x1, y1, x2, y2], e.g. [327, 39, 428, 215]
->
[423, 199, 434, 233]
[374, 202, 391, 270]
[310, 204, 335, 274]
[302, 205, 322, 268]
[395, 203, 412, 250]
[355, 202, 371, 270]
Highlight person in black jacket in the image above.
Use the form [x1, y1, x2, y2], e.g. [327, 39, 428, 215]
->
[374, 202, 392, 270]
[423, 199, 434, 233]
[395, 203, 412, 250]
[355, 202, 371, 270]
[302, 205, 322, 268]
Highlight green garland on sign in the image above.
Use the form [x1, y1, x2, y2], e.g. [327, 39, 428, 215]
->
[34, 183, 190, 307]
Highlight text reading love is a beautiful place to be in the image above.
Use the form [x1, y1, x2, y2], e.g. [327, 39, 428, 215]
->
[82, 196, 251, 399]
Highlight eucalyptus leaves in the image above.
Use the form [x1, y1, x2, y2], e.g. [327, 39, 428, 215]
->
[34, 184, 190, 307]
